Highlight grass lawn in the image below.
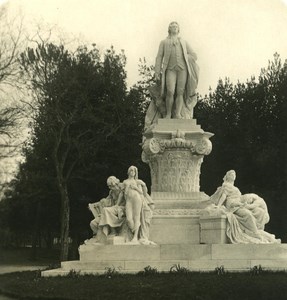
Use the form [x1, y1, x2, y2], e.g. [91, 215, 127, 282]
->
[1, 248, 287, 299]
[1, 270, 287, 300]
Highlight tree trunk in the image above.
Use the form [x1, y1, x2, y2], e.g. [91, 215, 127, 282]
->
[59, 180, 70, 261]
[31, 201, 41, 261]
[46, 229, 53, 249]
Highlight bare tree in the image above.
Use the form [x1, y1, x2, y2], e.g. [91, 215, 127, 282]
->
[0, 4, 24, 90]
[0, 4, 26, 193]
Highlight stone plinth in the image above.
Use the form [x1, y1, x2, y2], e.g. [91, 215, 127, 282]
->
[150, 192, 210, 244]
[79, 244, 160, 261]
[142, 119, 213, 245]
[42, 244, 287, 276]
[199, 215, 228, 244]
[150, 216, 200, 244]
[106, 236, 126, 245]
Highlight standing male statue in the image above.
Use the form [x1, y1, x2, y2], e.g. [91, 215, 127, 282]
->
[152, 21, 199, 120]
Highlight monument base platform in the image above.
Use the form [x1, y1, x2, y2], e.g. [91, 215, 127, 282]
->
[42, 243, 287, 276]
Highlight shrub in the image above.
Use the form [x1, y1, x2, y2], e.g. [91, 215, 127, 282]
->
[215, 265, 225, 275]
[169, 264, 190, 274]
[66, 269, 81, 278]
[250, 265, 263, 275]
[137, 265, 159, 276]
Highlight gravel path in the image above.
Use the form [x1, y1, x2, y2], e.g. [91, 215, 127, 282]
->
[0, 265, 47, 275]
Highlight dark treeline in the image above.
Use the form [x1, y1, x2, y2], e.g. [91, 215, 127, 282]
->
[197, 53, 287, 240]
[0, 42, 286, 260]
[0, 43, 149, 260]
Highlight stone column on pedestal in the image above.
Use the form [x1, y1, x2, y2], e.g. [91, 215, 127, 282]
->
[142, 119, 214, 244]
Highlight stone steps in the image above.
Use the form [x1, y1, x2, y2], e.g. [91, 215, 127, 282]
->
[42, 259, 287, 277]
[41, 244, 287, 276]
[79, 243, 287, 261]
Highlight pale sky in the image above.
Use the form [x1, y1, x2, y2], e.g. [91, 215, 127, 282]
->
[2, 0, 287, 95]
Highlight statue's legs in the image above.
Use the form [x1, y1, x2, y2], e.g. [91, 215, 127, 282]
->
[90, 219, 99, 235]
[165, 70, 176, 118]
[175, 69, 187, 118]
[125, 201, 134, 231]
[131, 202, 141, 242]
[165, 68, 187, 118]
[125, 192, 143, 242]
[235, 208, 263, 240]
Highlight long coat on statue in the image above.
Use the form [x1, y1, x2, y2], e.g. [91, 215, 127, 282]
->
[145, 36, 199, 130]
[155, 37, 199, 119]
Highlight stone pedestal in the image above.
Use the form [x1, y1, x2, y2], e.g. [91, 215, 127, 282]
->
[142, 119, 213, 244]
[150, 216, 200, 244]
[199, 215, 228, 244]
[42, 244, 287, 276]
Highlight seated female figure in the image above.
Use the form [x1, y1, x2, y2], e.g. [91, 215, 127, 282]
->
[210, 170, 280, 244]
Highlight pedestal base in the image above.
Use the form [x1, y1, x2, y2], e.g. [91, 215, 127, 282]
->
[150, 192, 210, 244]
[150, 216, 200, 244]
[199, 215, 228, 244]
[42, 244, 287, 276]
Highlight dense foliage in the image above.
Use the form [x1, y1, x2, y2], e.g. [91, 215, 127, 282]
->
[0, 43, 148, 259]
[196, 53, 287, 239]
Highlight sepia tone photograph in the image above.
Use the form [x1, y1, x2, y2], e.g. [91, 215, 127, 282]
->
[0, 0, 287, 299]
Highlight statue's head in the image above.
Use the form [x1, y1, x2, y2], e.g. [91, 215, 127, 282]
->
[168, 21, 180, 35]
[107, 176, 120, 190]
[223, 170, 236, 182]
[127, 165, 138, 179]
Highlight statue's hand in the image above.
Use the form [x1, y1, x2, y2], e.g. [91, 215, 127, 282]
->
[130, 185, 143, 194]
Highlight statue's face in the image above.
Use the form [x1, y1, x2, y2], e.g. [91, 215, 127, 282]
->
[169, 22, 179, 34]
[226, 171, 236, 181]
[108, 181, 116, 190]
[107, 177, 119, 190]
[129, 168, 136, 178]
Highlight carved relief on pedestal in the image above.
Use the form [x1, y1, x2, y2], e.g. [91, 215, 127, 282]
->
[195, 137, 212, 155]
[142, 137, 161, 155]
[142, 123, 213, 194]
[153, 208, 201, 216]
[149, 150, 203, 193]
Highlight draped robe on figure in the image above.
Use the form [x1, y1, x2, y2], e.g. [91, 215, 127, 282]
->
[210, 182, 280, 244]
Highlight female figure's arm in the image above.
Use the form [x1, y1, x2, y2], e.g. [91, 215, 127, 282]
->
[115, 191, 124, 206]
[136, 180, 148, 196]
[216, 192, 227, 208]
